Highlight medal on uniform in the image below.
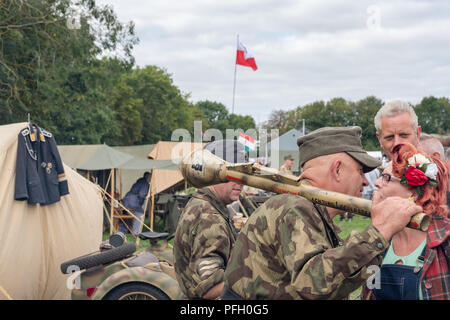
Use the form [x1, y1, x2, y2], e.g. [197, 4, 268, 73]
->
[46, 163, 52, 174]
[41, 162, 47, 168]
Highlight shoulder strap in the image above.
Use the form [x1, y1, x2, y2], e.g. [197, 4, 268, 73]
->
[41, 129, 52, 138]
[417, 241, 427, 263]
[312, 203, 341, 248]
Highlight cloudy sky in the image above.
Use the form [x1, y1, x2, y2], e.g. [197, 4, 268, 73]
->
[95, 0, 450, 124]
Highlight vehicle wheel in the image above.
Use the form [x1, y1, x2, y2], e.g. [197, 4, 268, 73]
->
[103, 282, 170, 300]
[60, 243, 136, 274]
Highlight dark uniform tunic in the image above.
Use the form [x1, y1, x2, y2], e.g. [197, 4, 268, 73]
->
[14, 124, 69, 205]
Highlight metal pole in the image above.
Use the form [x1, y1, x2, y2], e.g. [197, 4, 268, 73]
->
[232, 34, 239, 114]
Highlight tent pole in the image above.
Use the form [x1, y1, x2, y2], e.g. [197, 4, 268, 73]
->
[150, 193, 155, 232]
[105, 170, 111, 192]
[110, 169, 115, 235]
[104, 170, 113, 234]
[149, 174, 155, 232]
[119, 169, 123, 198]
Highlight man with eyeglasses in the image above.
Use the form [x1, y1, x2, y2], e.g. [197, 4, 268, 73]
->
[380, 172, 402, 184]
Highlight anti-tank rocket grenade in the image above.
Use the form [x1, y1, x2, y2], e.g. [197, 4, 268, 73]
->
[179, 149, 430, 232]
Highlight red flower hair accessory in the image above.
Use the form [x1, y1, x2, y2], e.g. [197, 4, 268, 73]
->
[400, 153, 438, 196]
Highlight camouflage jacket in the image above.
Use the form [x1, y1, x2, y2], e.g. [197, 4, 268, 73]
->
[174, 188, 237, 299]
[279, 164, 293, 175]
[224, 194, 389, 300]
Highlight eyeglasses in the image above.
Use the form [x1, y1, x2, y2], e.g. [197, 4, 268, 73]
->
[381, 173, 402, 184]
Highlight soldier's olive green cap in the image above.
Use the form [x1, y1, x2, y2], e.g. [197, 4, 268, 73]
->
[284, 154, 294, 161]
[297, 126, 381, 173]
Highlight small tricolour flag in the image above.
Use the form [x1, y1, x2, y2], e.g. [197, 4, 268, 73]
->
[236, 40, 258, 71]
[238, 132, 256, 152]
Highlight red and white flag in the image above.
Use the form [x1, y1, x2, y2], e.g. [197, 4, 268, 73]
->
[236, 40, 258, 71]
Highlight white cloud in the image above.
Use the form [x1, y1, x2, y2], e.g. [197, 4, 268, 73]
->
[95, 0, 450, 124]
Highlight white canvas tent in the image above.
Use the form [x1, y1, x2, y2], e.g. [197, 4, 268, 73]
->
[147, 141, 205, 194]
[0, 123, 103, 300]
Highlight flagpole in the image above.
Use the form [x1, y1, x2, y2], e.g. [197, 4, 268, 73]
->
[232, 34, 239, 115]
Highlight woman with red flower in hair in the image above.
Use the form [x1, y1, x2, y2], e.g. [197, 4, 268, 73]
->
[362, 143, 449, 300]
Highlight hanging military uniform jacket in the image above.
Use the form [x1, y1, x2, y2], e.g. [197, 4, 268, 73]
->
[14, 124, 69, 205]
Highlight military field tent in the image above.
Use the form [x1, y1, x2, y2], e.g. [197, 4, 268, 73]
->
[112, 144, 156, 196]
[57, 144, 135, 213]
[147, 141, 206, 195]
[267, 128, 308, 174]
[58, 144, 180, 195]
[0, 123, 103, 300]
[148, 141, 205, 160]
[120, 156, 181, 195]
[58, 144, 133, 171]
[115, 144, 155, 159]
[59, 144, 140, 201]
[57, 144, 180, 234]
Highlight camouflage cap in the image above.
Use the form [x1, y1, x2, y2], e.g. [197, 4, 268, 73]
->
[297, 126, 381, 173]
[284, 154, 294, 161]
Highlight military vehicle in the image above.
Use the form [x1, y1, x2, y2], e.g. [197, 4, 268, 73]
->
[60, 185, 268, 301]
[61, 232, 184, 300]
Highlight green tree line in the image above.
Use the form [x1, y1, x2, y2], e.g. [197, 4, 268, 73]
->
[0, 0, 254, 145]
[1, 1, 448, 148]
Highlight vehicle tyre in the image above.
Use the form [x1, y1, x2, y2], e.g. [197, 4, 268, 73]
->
[60, 242, 136, 274]
[103, 282, 170, 300]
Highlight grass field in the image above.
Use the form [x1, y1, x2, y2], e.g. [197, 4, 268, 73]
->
[333, 214, 372, 300]
[333, 214, 372, 239]
[104, 213, 372, 299]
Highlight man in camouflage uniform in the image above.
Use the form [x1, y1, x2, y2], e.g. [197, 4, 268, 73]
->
[174, 140, 247, 299]
[222, 127, 423, 300]
[279, 154, 294, 175]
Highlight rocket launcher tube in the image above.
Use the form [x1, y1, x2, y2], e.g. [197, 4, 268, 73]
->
[179, 150, 430, 232]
